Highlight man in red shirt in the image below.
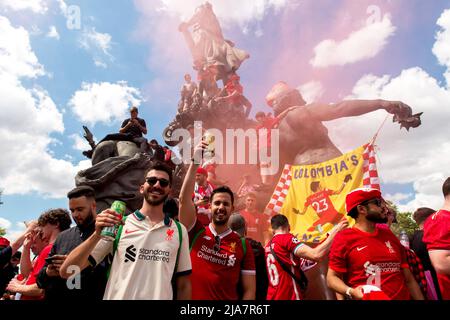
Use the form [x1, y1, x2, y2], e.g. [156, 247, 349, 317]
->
[179, 141, 256, 300]
[239, 192, 270, 245]
[265, 214, 348, 300]
[192, 167, 215, 226]
[327, 188, 424, 300]
[423, 177, 450, 300]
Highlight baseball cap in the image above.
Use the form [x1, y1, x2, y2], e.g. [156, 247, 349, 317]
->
[196, 167, 208, 176]
[345, 188, 383, 213]
[0, 236, 10, 247]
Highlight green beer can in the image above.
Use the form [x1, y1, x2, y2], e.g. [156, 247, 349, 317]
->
[101, 200, 126, 241]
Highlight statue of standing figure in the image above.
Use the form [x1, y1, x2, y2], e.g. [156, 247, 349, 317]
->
[178, 1, 250, 85]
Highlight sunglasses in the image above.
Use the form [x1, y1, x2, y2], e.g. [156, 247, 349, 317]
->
[213, 235, 221, 252]
[361, 198, 383, 207]
[146, 177, 170, 188]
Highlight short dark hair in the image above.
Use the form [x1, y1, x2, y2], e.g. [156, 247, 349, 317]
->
[348, 206, 359, 219]
[38, 208, 71, 231]
[255, 111, 265, 118]
[130, 106, 138, 113]
[413, 207, 436, 225]
[211, 186, 234, 205]
[271, 214, 289, 230]
[145, 162, 173, 185]
[150, 139, 158, 144]
[67, 185, 95, 200]
[310, 181, 320, 192]
[443, 177, 450, 197]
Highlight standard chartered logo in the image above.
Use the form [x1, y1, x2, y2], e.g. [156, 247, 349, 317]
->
[124, 245, 170, 263]
[125, 245, 137, 263]
[227, 254, 236, 267]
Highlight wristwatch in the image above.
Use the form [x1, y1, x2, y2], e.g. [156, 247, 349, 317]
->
[345, 287, 353, 299]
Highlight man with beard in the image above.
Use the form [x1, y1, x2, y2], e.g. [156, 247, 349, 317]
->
[327, 188, 424, 300]
[179, 141, 256, 300]
[37, 186, 108, 300]
[60, 163, 192, 300]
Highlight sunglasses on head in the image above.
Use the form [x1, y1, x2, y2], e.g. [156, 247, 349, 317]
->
[146, 177, 170, 188]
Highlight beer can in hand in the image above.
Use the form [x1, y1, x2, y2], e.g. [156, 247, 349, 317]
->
[101, 200, 126, 241]
[203, 131, 215, 158]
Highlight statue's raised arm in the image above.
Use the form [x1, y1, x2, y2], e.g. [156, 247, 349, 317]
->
[265, 82, 423, 169]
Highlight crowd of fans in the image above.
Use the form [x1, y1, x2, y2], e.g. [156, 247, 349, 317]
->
[1, 103, 449, 301]
[1, 137, 449, 301]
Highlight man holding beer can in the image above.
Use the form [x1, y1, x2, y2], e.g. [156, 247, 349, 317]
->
[61, 163, 192, 300]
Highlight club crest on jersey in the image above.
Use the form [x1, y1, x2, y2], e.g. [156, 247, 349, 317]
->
[292, 237, 300, 244]
[385, 241, 395, 253]
[230, 242, 236, 253]
[166, 229, 174, 241]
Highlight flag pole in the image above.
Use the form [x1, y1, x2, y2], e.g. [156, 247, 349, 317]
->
[369, 114, 390, 146]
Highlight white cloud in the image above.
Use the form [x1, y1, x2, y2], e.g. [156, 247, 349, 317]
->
[0, 218, 26, 242]
[0, 16, 90, 198]
[46, 25, 60, 40]
[70, 134, 93, 152]
[57, 0, 68, 16]
[298, 81, 324, 103]
[0, 16, 45, 78]
[155, 0, 287, 27]
[0, 217, 12, 230]
[310, 14, 396, 68]
[79, 27, 113, 68]
[0, 0, 48, 14]
[432, 9, 450, 86]
[68, 81, 143, 126]
[328, 67, 450, 212]
[385, 192, 413, 204]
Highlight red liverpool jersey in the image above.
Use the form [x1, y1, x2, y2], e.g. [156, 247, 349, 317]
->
[329, 226, 410, 300]
[265, 233, 305, 300]
[239, 210, 269, 245]
[423, 209, 450, 300]
[189, 220, 255, 300]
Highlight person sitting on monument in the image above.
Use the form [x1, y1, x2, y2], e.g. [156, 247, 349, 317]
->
[119, 106, 148, 153]
[214, 73, 252, 118]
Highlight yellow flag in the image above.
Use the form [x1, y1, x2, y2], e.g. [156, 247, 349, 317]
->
[267, 144, 372, 244]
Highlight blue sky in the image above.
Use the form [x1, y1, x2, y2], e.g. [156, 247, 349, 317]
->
[1, 0, 450, 240]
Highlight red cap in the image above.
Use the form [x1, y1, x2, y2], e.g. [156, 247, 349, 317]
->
[196, 167, 208, 176]
[0, 236, 10, 247]
[345, 187, 382, 213]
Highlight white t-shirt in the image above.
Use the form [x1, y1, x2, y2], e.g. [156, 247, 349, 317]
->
[90, 211, 191, 300]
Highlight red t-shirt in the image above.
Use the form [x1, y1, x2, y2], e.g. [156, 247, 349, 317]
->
[304, 189, 340, 217]
[423, 209, 450, 300]
[239, 210, 269, 245]
[329, 226, 410, 300]
[189, 220, 256, 300]
[264, 233, 305, 300]
[21, 243, 53, 300]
